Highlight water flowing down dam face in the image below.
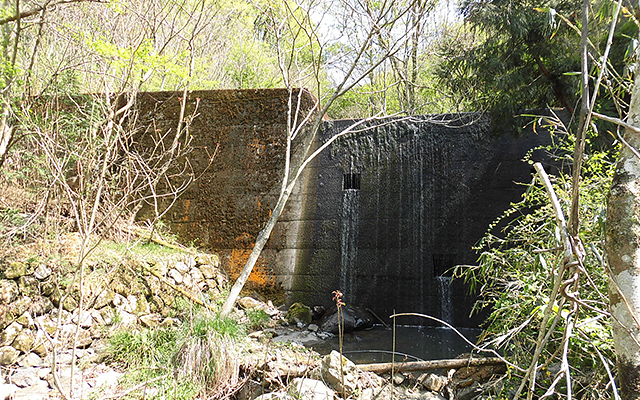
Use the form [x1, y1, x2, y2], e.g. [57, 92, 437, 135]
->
[289, 114, 555, 327]
[133, 90, 553, 326]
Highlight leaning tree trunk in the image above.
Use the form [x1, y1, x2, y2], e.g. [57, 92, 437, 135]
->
[606, 71, 640, 399]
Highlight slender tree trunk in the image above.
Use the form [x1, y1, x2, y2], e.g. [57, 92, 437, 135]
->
[220, 185, 292, 316]
[606, 71, 640, 399]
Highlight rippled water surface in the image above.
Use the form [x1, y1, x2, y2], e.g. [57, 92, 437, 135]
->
[310, 326, 481, 364]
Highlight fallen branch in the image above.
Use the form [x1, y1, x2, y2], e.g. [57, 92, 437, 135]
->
[357, 357, 505, 374]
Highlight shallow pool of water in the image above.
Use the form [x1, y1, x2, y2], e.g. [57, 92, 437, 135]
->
[310, 325, 480, 364]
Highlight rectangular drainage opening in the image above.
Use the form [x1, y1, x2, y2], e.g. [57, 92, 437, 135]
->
[343, 173, 361, 190]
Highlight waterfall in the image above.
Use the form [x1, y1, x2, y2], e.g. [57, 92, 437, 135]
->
[340, 189, 359, 298]
[437, 276, 453, 325]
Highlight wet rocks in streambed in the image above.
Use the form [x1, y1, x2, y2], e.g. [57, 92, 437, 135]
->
[319, 305, 374, 334]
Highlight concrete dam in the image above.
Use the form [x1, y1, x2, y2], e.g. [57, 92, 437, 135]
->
[133, 88, 554, 328]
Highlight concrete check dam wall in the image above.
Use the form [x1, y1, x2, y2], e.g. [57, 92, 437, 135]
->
[133, 88, 555, 328]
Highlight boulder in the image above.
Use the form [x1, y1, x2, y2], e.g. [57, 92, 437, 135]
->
[0, 322, 21, 346]
[28, 296, 53, 317]
[39, 280, 55, 297]
[0, 346, 19, 365]
[92, 288, 114, 309]
[419, 373, 447, 393]
[199, 263, 217, 280]
[168, 269, 183, 284]
[33, 264, 52, 280]
[17, 352, 43, 368]
[0, 281, 19, 305]
[16, 276, 39, 297]
[4, 262, 29, 279]
[9, 298, 30, 322]
[16, 312, 34, 329]
[320, 350, 359, 396]
[140, 313, 162, 328]
[13, 380, 50, 400]
[174, 261, 189, 273]
[292, 377, 336, 400]
[9, 368, 40, 388]
[286, 303, 312, 326]
[320, 305, 374, 334]
[11, 330, 35, 353]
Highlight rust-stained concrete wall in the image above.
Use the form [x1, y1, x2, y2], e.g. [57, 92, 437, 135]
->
[134, 89, 318, 299]
[133, 89, 555, 328]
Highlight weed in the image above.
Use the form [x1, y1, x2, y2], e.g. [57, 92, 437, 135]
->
[105, 310, 247, 399]
[246, 307, 271, 330]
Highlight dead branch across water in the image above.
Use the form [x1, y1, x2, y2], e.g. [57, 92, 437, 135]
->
[357, 357, 505, 374]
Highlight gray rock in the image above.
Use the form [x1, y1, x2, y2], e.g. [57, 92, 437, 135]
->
[308, 324, 319, 332]
[0, 281, 19, 305]
[0, 322, 21, 346]
[392, 373, 405, 385]
[140, 313, 162, 328]
[320, 350, 358, 396]
[35, 315, 57, 336]
[0, 346, 19, 365]
[174, 261, 189, 273]
[73, 311, 93, 328]
[15, 312, 34, 329]
[93, 369, 121, 388]
[37, 368, 51, 379]
[33, 265, 52, 280]
[320, 305, 374, 334]
[17, 352, 43, 367]
[93, 289, 114, 309]
[112, 293, 127, 309]
[293, 378, 336, 400]
[13, 380, 50, 400]
[28, 296, 53, 317]
[199, 263, 217, 279]
[168, 269, 183, 284]
[419, 373, 447, 392]
[371, 385, 446, 400]
[456, 382, 483, 400]
[271, 330, 323, 346]
[189, 268, 204, 283]
[182, 273, 193, 288]
[9, 368, 41, 388]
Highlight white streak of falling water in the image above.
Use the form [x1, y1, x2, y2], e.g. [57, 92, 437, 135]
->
[341, 189, 359, 297]
[437, 276, 453, 324]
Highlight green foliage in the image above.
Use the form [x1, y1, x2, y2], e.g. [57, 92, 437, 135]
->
[434, 0, 636, 133]
[457, 124, 617, 398]
[246, 307, 271, 330]
[105, 309, 247, 399]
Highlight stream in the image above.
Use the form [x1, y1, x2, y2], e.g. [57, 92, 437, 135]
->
[309, 325, 481, 364]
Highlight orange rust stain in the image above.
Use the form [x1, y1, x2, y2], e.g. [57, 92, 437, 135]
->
[247, 138, 264, 155]
[227, 248, 273, 287]
[182, 199, 191, 222]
